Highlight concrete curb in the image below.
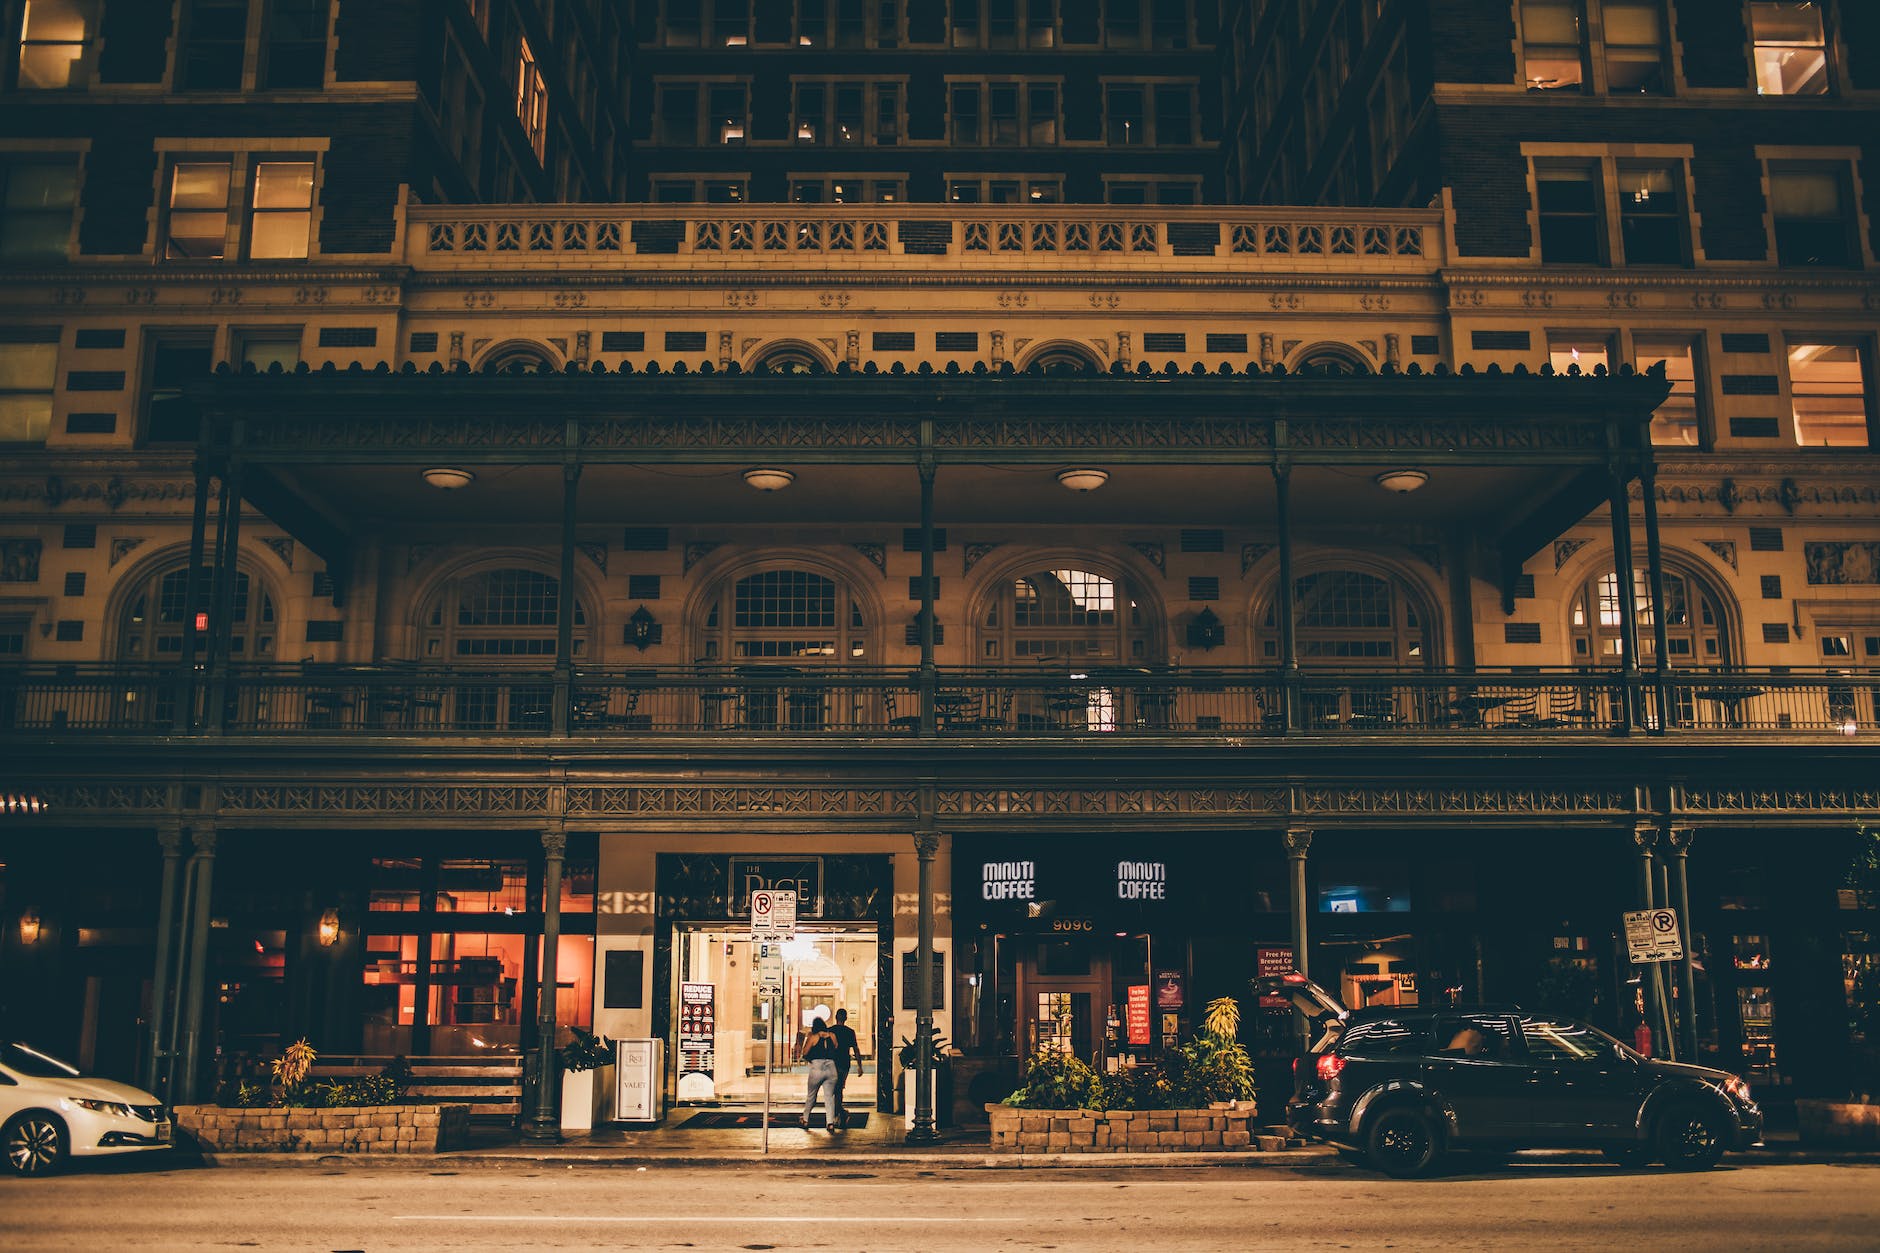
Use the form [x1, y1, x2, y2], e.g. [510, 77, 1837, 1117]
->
[193, 1146, 1332, 1170]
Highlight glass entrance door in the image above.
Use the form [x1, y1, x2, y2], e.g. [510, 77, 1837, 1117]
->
[674, 923, 880, 1105]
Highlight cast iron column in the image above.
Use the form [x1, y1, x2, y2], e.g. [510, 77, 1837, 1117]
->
[1667, 825, 1700, 1062]
[1273, 448, 1299, 732]
[176, 821, 218, 1103]
[917, 449, 937, 736]
[206, 442, 244, 734]
[174, 460, 211, 731]
[1607, 441, 1642, 733]
[908, 799, 941, 1144]
[1631, 822, 1670, 1058]
[144, 822, 186, 1092]
[552, 457, 580, 736]
[524, 824, 567, 1141]
[1283, 826, 1314, 1047]
[1639, 455, 1673, 730]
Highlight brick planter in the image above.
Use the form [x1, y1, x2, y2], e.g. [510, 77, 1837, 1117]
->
[987, 1103, 1266, 1153]
[174, 1104, 471, 1154]
[1796, 1099, 1880, 1146]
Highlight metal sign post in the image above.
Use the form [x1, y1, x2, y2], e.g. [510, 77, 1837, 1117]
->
[751, 893, 795, 1154]
[761, 993, 772, 1154]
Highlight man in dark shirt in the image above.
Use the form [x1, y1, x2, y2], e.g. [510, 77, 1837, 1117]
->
[829, 1007, 864, 1128]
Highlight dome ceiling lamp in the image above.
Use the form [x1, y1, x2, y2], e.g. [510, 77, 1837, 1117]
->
[421, 467, 476, 490]
[742, 467, 797, 492]
[1374, 469, 1429, 494]
[1055, 467, 1110, 492]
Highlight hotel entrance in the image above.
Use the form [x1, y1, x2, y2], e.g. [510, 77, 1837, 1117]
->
[671, 923, 880, 1107]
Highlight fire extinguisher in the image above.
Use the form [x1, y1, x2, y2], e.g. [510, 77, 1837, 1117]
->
[1633, 1021, 1653, 1057]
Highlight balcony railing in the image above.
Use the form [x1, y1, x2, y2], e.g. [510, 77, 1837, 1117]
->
[2, 665, 1872, 739]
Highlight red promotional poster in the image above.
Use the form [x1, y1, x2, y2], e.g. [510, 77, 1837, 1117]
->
[1257, 947, 1294, 1007]
[1126, 984, 1152, 1047]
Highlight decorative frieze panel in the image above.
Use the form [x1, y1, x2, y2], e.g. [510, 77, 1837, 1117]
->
[1298, 788, 1631, 815]
[38, 783, 171, 811]
[243, 417, 567, 451]
[219, 785, 551, 814]
[583, 415, 921, 451]
[1682, 788, 1880, 814]
[932, 416, 1275, 451]
[566, 786, 917, 816]
[1805, 542, 1880, 585]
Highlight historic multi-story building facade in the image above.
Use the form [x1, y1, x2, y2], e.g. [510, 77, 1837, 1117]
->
[1, 1, 1875, 1139]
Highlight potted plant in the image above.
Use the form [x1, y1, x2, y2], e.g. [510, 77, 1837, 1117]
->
[1798, 825, 1880, 1145]
[557, 1026, 619, 1132]
[897, 1030, 952, 1128]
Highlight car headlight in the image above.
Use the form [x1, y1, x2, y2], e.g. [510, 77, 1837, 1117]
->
[70, 1098, 135, 1118]
[1722, 1076, 1753, 1106]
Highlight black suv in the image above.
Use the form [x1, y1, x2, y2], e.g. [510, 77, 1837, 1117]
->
[1256, 973, 1763, 1178]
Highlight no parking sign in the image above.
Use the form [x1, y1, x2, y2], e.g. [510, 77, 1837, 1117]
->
[750, 888, 797, 942]
[1623, 908, 1684, 964]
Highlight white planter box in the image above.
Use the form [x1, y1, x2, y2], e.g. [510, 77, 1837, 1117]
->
[560, 1066, 614, 1132]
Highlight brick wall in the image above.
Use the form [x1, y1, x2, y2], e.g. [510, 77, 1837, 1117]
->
[175, 1103, 471, 1154]
[986, 1104, 1272, 1153]
[1427, 0, 1516, 86]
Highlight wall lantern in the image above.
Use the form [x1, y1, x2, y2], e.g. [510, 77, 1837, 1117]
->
[1185, 606, 1225, 651]
[627, 605, 661, 651]
[317, 907, 341, 948]
[18, 908, 41, 946]
[421, 467, 476, 490]
[1374, 469, 1429, 493]
[742, 467, 796, 492]
[1055, 467, 1110, 492]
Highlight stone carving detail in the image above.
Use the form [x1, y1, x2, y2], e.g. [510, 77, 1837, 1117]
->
[1805, 541, 1880, 585]
[261, 537, 296, 570]
[578, 541, 607, 572]
[0, 538, 42, 582]
[1241, 543, 1274, 575]
[683, 542, 720, 574]
[963, 542, 1003, 575]
[1129, 542, 1165, 574]
[1701, 540, 1737, 570]
[110, 536, 146, 568]
[852, 542, 886, 575]
[38, 784, 170, 811]
[1553, 538, 1589, 571]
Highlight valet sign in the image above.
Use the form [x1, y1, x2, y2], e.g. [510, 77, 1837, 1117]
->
[982, 860, 1037, 900]
[1116, 860, 1168, 900]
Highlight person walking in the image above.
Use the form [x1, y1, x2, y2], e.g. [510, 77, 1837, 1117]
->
[829, 1007, 864, 1128]
[797, 1016, 842, 1131]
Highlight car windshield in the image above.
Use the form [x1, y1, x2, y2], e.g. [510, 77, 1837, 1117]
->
[0, 1041, 83, 1078]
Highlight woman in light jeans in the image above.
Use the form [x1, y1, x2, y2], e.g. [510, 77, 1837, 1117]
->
[798, 1016, 843, 1130]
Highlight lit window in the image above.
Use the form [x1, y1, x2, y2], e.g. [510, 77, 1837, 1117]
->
[710, 84, 748, 143]
[0, 157, 78, 260]
[15, 0, 95, 89]
[237, 332, 301, 372]
[1535, 163, 1602, 263]
[1548, 334, 1613, 376]
[0, 338, 57, 444]
[1751, 1, 1829, 96]
[1769, 166, 1854, 268]
[1601, 1, 1666, 93]
[1617, 163, 1684, 264]
[165, 161, 233, 259]
[515, 38, 548, 163]
[1633, 335, 1702, 446]
[1521, 0, 1586, 92]
[1787, 342, 1871, 448]
[247, 160, 313, 259]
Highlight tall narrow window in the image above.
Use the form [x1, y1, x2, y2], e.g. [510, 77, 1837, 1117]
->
[795, 83, 825, 142]
[989, 83, 1019, 144]
[834, 84, 863, 143]
[1601, 0, 1666, 93]
[247, 159, 314, 259]
[1548, 333, 1613, 376]
[952, 0, 980, 46]
[0, 157, 78, 260]
[950, 84, 981, 144]
[1027, 83, 1057, 144]
[515, 38, 548, 163]
[1151, 0, 1186, 48]
[1633, 335, 1703, 446]
[1535, 163, 1602, 263]
[798, 0, 829, 45]
[15, 0, 96, 88]
[1769, 166, 1854, 268]
[875, 83, 900, 144]
[1617, 162, 1684, 264]
[142, 336, 214, 443]
[262, 0, 329, 89]
[1106, 84, 1145, 144]
[659, 84, 700, 144]
[0, 337, 57, 445]
[1787, 342, 1871, 448]
[179, 0, 249, 91]
[1750, 1, 1829, 95]
[714, 0, 750, 45]
[710, 84, 748, 143]
[1027, 0, 1057, 47]
[165, 160, 233, 259]
[1520, 0, 1586, 91]
[1154, 84, 1193, 144]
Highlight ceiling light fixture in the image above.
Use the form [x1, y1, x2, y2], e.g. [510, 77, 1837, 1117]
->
[18, 908, 41, 946]
[1374, 469, 1429, 494]
[317, 907, 341, 947]
[421, 467, 475, 490]
[742, 467, 796, 492]
[1055, 467, 1110, 492]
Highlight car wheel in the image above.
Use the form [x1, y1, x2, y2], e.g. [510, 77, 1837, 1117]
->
[3, 1112, 68, 1177]
[1655, 1104, 1727, 1171]
[1365, 1107, 1442, 1179]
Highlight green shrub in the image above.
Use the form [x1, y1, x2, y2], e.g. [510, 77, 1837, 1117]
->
[1095, 1062, 1172, 1111]
[558, 1026, 620, 1073]
[1000, 1049, 1100, 1109]
[320, 1076, 401, 1107]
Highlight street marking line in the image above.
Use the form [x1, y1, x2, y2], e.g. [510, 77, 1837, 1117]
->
[394, 1216, 994, 1223]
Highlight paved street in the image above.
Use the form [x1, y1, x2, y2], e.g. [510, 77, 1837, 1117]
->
[4, 1156, 1878, 1251]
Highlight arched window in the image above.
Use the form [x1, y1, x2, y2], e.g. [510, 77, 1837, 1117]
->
[750, 344, 827, 374]
[1261, 570, 1428, 666]
[699, 568, 866, 663]
[1293, 343, 1373, 375]
[1021, 344, 1102, 374]
[1568, 566, 1726, 666]
[981, 568, 1153, 663]
[478, 340, 555, 372]
[119, 563, 275, 661]
[418, 568, 588, 661]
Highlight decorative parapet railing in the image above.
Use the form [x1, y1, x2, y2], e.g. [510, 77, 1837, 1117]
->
[2, 665, 1870, 740]
[406, 204, 1443, 273]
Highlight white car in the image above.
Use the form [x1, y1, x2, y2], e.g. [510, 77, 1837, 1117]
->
[2, 1041, 172, 1176]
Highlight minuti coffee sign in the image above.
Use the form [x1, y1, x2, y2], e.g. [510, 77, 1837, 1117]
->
[970, 846, 1176, 925]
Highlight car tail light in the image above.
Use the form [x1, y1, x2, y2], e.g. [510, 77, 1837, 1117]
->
[1315, 1053, 1347, 1081]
